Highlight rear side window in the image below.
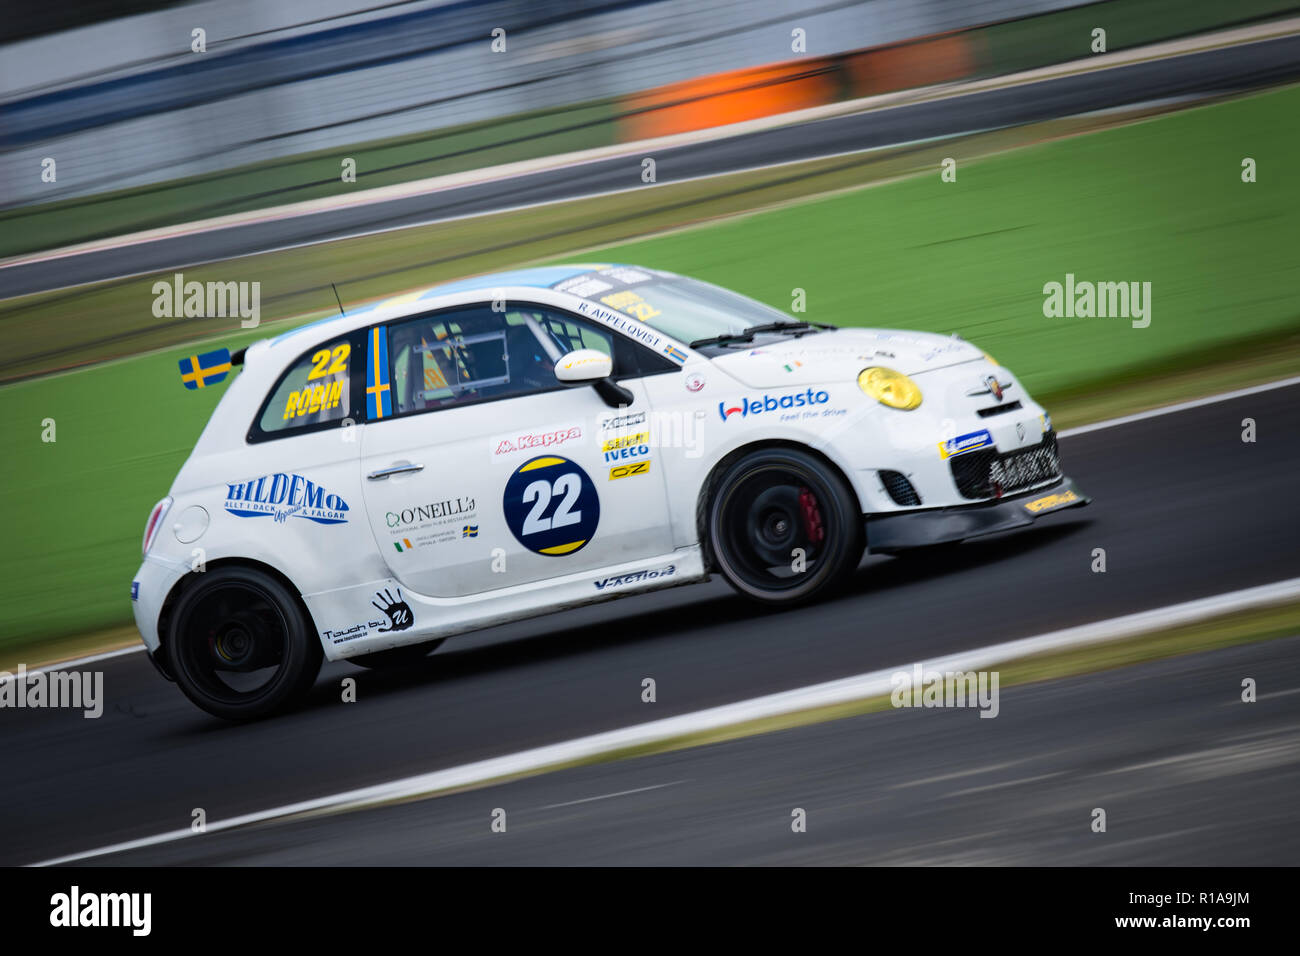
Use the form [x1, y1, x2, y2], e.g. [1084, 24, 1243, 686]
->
[252, 335, 356, 440]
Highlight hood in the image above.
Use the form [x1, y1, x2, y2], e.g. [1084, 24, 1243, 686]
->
[706, 328, 984, 388]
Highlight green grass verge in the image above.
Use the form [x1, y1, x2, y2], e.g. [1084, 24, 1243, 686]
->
[574, 84, 1300, 402]
[979, 0, 1300, 75]
[0, 111, 1156, 381]
[1, 84, 1298, 654]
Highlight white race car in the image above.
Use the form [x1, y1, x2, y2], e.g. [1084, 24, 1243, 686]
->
[134, 264, 1087, 718]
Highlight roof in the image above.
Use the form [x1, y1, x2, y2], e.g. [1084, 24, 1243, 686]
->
[270, 264, 616, 346]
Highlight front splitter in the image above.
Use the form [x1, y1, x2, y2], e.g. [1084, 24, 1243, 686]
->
[865, 477, 1090, 552]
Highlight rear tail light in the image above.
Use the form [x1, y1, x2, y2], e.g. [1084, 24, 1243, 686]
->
[142, 497, 172, 556]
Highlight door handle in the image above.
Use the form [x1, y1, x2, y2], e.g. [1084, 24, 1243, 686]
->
[367, 463, 424, 480]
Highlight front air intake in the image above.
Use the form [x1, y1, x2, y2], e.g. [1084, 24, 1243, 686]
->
[879, 470, 922, 506]
[950, 433, 1061, 500]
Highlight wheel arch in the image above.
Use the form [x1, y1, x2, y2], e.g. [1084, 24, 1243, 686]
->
[694, 439, 863, 572]
[155, 558, 319, 675]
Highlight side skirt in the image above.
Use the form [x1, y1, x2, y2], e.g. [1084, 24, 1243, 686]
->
[304, 546, 708, 661]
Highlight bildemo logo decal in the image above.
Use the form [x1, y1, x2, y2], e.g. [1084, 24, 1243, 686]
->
[719, 389, 830, 421]
[224, 473, 349, 524]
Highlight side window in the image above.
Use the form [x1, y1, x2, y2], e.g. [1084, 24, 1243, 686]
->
[540, 306, 679, 377]
[375, 304, 673, 421]
[387, 306, 539, 416]
[533, 310, 614, 359]
[531, 307, 667, 377]
[253, 335, 354, 439]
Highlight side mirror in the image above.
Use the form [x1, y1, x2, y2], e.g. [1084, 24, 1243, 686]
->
[554, 349, 612, 383]
[554, 348, 633, 408]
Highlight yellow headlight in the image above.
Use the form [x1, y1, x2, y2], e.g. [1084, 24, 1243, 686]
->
[858, 367, 922, 410]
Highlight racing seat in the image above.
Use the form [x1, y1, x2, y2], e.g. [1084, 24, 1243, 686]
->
[503, 322, 555, 392]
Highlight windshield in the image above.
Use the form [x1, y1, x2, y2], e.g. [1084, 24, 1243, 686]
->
[570, 272, 795, 344]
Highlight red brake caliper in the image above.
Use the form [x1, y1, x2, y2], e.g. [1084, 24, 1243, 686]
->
[797, 487, 825, 545]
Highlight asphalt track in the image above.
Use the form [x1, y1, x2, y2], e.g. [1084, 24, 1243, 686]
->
[7, 381, 1299, 866]
[4, 32, 1300, 301]
[82, 636, 1300, 866]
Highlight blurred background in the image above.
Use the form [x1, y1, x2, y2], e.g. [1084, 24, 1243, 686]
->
[2, 0, 1299, 659]
[2, 0, 1300, 867]
[2, 0, 1294, 218]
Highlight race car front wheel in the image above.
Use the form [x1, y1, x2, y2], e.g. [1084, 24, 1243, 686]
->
[168, 566, 322, 720]
[707, 447, 863, 606]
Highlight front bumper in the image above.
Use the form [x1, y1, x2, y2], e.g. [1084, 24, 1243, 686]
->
[865, 477, 1089, 552]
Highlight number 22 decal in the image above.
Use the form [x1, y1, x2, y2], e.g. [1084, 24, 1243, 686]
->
[521, 473, 582, 534]
[504, 456, 599, 556]
[307, 343, 350, 380]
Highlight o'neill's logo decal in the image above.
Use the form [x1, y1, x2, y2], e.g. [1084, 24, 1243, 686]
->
[225, 473, 350, 524]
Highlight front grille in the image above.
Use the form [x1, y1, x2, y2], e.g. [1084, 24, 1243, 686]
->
[976, 400, 1023, 418]
[879, 470, 922, 506]
[950, 432, 1061, 500]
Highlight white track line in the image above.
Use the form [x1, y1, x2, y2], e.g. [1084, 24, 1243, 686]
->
[1057, 375, 1300, 437]
[540, 780, 684, 810]
[33, 575, 1300, 866]
[1, 645, 143, 681]
[26, 373, 1300, 675]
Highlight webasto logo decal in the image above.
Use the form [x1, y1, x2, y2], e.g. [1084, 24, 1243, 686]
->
[718, 389, 830, 421]
[224, 473, 349, 524]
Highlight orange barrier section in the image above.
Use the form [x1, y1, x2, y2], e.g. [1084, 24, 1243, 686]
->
[620, 59, 838, 141]
[845, 33, 978, 97]
[617, 32, 979, 141]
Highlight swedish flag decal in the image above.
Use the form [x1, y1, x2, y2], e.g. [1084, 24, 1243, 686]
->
[179, 348, 231, 389]
[366, 325, 392, 419]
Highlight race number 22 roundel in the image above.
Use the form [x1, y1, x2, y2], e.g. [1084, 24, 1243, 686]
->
[503, 456, 600, 556]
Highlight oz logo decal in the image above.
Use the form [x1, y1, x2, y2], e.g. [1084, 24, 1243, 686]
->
[504, 456, 599, 556]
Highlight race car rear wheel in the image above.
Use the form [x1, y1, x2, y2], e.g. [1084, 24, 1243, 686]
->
[348, 639, 445, 669]
[168, 566, 322, 720]
[707, 448, 863, 606]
